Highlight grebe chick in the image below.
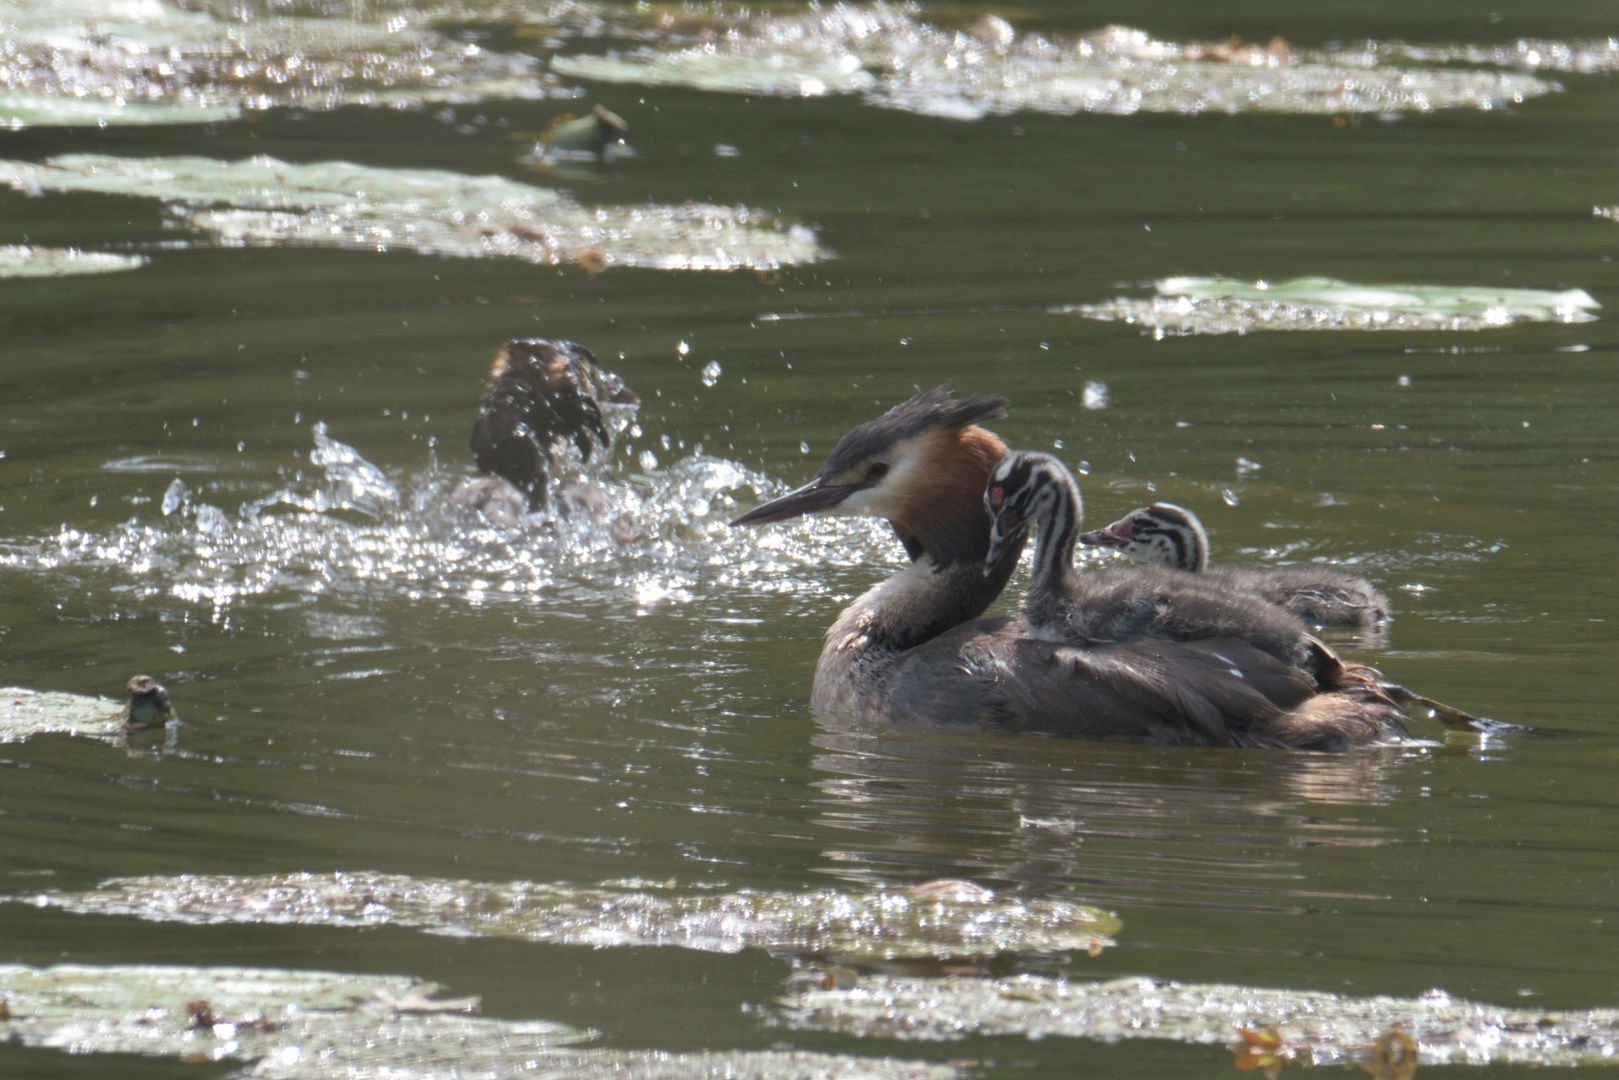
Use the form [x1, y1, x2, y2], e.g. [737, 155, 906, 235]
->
[985, 452, 1333, 678]
[452, 339, 639, 527]
[1078, 503, 1391, 628]
[732, 388, 1409, 750]
[124, 675, 172, 730]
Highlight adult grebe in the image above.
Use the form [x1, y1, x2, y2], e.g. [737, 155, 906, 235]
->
[732, 389, 1412, 749]
[1078, 502, 1390, 628]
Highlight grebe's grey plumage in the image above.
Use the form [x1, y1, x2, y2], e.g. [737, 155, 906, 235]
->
[984, 453, 1331, 674]
[452, 338, 638, 527]
[1078, 502, 1391, 628]
[732, 390, 1410, 750]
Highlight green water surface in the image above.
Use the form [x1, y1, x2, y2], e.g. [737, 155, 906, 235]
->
[1, 1, 1617, 1077]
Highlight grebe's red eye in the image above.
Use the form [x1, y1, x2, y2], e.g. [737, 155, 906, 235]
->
[867, 462, 890, 481]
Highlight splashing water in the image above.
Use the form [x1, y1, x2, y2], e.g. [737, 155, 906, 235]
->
[0, 422, 892, 622]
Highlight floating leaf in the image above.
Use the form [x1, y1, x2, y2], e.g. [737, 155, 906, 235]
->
[552, 10, 1553, 120]
[0, 245, 147, 278]
[1061, 277, 1600, 335]
[781, 972, 1619, 1068]
[0, 687, 125, 743]
[0, 0, 558, 128]
[0, 962, 956, 1080]
[19, 871, 1119, 959]
[0, 155, 827, 271]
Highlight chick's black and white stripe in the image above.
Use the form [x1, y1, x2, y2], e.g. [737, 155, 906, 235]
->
[1080, 502, 1390, 628]
[988, 452, 1331, 670]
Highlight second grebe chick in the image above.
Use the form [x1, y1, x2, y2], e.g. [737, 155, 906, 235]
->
[1078, 503, 1391, 628]
[984, 452, 1330, 675]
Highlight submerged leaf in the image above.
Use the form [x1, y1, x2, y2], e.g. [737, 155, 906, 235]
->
[782, 973, 1619, 1068]
[1062, 277, 1599, 335]
[0, 962, 957, 1080]
[0, 245, 147, 278]
[0, 155, 827, 271]
[20, 871, 1119, 959]
[0, 687, 126, 743]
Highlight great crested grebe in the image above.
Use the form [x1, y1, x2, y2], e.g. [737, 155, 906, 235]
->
[451, 338, 639, 527]
[1077, 503, 1391, 628]
[731, 388, 1411, 749]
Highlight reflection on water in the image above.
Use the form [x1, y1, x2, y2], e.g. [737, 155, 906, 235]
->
[807, 722, 1429, 912]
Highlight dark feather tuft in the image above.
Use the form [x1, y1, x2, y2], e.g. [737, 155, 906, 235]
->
[819, 384, 1006, 479]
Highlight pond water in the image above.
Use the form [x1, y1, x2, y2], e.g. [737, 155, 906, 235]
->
[1, 1, 1617, 1077]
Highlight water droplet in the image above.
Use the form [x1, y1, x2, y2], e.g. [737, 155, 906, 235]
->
[161, 478, 187, 516]
[799, 441, 810, 454]
[700, 361, 722, 387]
[1052, 438, 1063, 449]
[676, 340, 690, 357]
[1082, 380, 1109, 410]
[639, 450, 659, 470]
[1397, 374, 1412, 386]
[1236, 456, 1262, 476]
[1221, 488, 1239, 506]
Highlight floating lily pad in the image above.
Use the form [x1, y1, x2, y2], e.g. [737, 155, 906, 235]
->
[552, 12, 1553, 120]
[1062, 277, 1600, 335]
[20, 872, 1119, 959]
[0, 0, 556, 128]
[0, 687, 125, 743]
[0, 962, 956, 1080]
[0, 93, 239, 129]
[0, 155, 826, 271]
[0, 245, 147, 278]
[780, 972, 1619, 1068]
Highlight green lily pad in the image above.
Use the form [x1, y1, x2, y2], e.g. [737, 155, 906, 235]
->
[0, 93, 239, 129]
[0, 0, 559, 128]
[0, 687, 125, 743]
[20, 872, 1119, 959]
[0, 245, 148, 278]
[1062, 276, 1599, 335]
[550, 11, 1553, 120]
[0, 155, 827, 272]
[781, 972, 1619, 1068]
[0, 962, 957, 1080]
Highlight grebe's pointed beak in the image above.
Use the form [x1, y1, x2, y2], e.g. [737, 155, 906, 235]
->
[983, 518, 1027, 575]
[730, 477, 855, 526]
[1077, 519, 1133, 550]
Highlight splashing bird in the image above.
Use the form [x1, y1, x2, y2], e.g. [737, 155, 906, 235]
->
[453, 339, 639, 528]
